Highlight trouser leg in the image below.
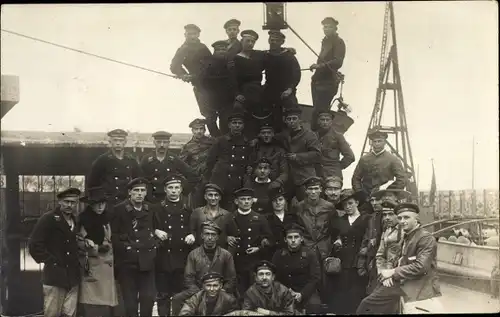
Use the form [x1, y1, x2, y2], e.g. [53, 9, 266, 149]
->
[356, 283, 403, 315]
[42, 285, 65, 317]
[119, 268, 140, 317]
[81, 304, 113, 317]
[311, 81, 337, 131]
[60, 285, 78, 317]
[138, 270, 156, 317]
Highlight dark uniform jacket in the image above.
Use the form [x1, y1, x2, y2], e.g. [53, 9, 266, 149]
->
[225, 210, 273, 271]
[28, 207, 81, 290]
[87, 151, 141, 204]
[199, 55, 238, 110]
[358, 212, 384, 274]
[392, 226, 441, 303]
[272, 246, 321, 304]
[178, 135, 215, 177]
[232, 51, 267, 115]
[294, 198, 338, 259]
[244, 178, 272, 215]
[352, 150, 407, 196]
[276, 127, 321, 186]
[250, 139, 289, 187]
[266, 212, 299, 259]
[170, 40, 212, 86]
[242, 281, 295, 315]
[376, 225, 403, 271]
[140, 152, 199, 202]
[189, 206, 231, 247]
[184, 246, 237, 294]
[331, 213, 370, 269]
[110, 200, 158, 271]
[226, 39, 242, 60]
[204, 133, 252, 194]
[179, 290, 239, 316]
[311, 34, 346, 83]
[264, 48, 301, 96]
[154, 199, 193, 272]
[316, 127, 355, 179]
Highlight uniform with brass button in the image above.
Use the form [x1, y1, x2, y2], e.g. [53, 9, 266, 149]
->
[140, 130, 199, 203]
[110, 178, 158, 317]
[87, 129, 141, 205]
[153, 174, 194, 316]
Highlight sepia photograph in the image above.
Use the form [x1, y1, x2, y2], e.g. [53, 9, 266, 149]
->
[0, 1, 498, 316]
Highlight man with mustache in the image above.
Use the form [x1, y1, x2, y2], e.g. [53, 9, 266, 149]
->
[87, 129, 141, 205]
[110, 178, 158, 317]
[357, 203, 442, 314]
[204, 107, 252, 210]
[323, 176, 343, 210]
[179, 272, 239, 316]
[272, 223, 322, 314]
[140, 131, 198, 204]
[242, 260, 295, 315]
[171, 221, 237, 315]
[29, 187, 82, 317]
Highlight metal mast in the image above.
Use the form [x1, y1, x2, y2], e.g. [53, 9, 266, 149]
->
[360, 1, 418, 199]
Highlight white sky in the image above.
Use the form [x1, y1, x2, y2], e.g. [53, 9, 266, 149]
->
[1, 2, 498, 191]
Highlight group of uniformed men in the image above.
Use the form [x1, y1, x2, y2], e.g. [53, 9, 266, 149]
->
[29, 16, 442, 317]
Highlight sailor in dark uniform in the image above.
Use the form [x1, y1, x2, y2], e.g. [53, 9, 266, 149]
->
[110, 178, 158, 317]
[310, 17, 347, 131]
[351, 130, 407, 197]
[272, 223, 322, 314]
[263, 30, 301, 133]
[87, 129, 141, 205]
[198, 40, 238, 137]
[204, 107, 252, 211]
[153, 174, 195, 316]
[140, 131, 198, 204]
[225, 188, 273, 297]
[244, 157, 274, 215]
[170, 24, 213, 122]
[224, 18, 242, 59]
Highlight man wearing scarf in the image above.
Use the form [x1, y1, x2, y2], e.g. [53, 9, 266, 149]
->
[242, 260, 295, 315]
[179, 272, 239, 316]
[351, 130, 407, 197]
[309, 17, 346, 131]
[77, 186, 118, 317]
[153, 174, 195, 316]
[171, 221, 237, 315]
[29, 187, 82, 317]
[170, 24, 212, 121]
[110, 178, 158, 317]
[140, 131, 198, 204]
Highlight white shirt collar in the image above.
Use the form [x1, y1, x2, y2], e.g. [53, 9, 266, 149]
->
[255, 177, 271, 184]
[371, 149, 386, 156]
[237, 209, 252, 215]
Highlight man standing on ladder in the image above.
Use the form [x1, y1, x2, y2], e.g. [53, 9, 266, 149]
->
[309, 17, 346, 131]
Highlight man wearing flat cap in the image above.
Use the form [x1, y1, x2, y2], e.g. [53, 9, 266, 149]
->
[152, 173, 195, 316]
[140, 130, 198, 203]
[87, 129, 141, 205]
[204, 107, 252, 210]
[249, 121, 289, 193]
[315, 109, 355, 180]
[170, 23, 212, 123]
[189, 183, 230, 247]
[293, 176, 338, 303]
[309, 17, 346, 130]
[110, 178, 157, 317]
[223, 18, 243, 59]
[275, 106, 321, 201]
[29, 187, 82, 317]
[262, 30, 301, 133]
[357, 203, 442, 314]
[197, 39, 239, 137]
[242, 260, 295, 315]
[272, 223, 322, 314]
[172, 221, 237, 315]
[358, 189, 410, 295]
[179, 272, 239, 316]
[352, 129, 407, 197]
[224, 187, 274, 297]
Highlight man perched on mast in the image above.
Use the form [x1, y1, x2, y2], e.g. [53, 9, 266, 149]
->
[224, 19, 243, 59]
[170, 24, 213, 131]
[262, 30, 301, 133]
[309, 17, 346, 131]
[352, 130, 407, 198]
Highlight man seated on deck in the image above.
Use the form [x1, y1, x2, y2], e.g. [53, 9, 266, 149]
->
[171, 221, 237, 315]
[356, 203, 442, 314]
[178, 272, 239, 316]
[242, 260, 295, 315]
